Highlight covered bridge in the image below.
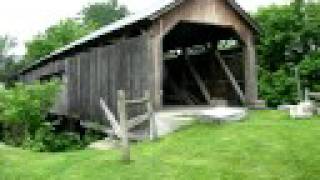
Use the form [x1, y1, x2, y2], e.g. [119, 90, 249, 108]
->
[19, 0, 260, 131]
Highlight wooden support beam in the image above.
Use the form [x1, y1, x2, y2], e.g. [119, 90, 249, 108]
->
[125, 98, 148, 105]
[145, 90, 157, 141]
[127, 113, 151, 130]
[186, 61, 211, 104]
[215, 51, 246, 104]
[100, 98, 121, 137]
[117, 90, 130, 163]
[244, 37, 258, 106]
[184, 49, 211, 105]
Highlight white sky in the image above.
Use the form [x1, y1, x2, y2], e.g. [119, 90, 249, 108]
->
[0, 0, 288, 55]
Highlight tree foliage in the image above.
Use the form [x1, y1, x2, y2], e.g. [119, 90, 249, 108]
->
[0, 81, 61, 135]
[81, 0, 129, 28]
[23, 1, 129, 70]
[299, 52, 320, 91]
[255, 1, 320, 106]
[25, 19, 95, 63]
[0, 35, 17, 84]
[259, 68, 297, 106]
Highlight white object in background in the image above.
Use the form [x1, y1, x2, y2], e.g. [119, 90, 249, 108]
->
[199, 107, 247, 121]
[155, 107, 247, 137]
[278, 105, 295, 111]
[88, 138, 120, 150]
[155, 111, 195, 137]
[290, 101, 316, 119]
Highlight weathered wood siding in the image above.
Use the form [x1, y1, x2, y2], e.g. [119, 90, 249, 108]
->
[19, 35, 152, 124]
[66, 35, 152, 125]
[19, 60, 65, 82]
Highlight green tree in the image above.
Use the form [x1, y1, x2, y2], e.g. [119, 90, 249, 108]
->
[255, 1, 320, 106]
[0, 81, 61, 145]
[22, 1, 129, 71]
[255, 4, 301, 72]
[0, 35, 17, 84]
[24, 19, 95, 63]
[81, 0, 129, 28]
[299, 52, 320, 91]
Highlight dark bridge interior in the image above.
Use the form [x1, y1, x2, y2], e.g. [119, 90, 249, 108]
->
[162, 22, 245, 107]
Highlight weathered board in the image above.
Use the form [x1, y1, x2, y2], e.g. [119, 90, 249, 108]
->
[65, 34, 152, 125]
[19, 60, 65, 83]
[19, 34, 152, 125]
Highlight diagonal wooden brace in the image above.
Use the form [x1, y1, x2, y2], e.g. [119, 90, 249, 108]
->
[185, 59, 212, 105]
[100, 98, 121, 137]
[215, 51, 246, 104]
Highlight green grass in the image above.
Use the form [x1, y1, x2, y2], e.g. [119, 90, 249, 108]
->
[1, 110, 320, 180]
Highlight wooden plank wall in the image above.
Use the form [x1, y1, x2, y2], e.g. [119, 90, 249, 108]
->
[66, 34, 152, 125]
[19, 60, 68, 116]
[19, 34, 152, 125]
[19, 60, 65, 83]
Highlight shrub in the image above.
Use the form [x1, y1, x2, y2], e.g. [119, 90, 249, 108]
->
[81, 129, 103, 147]
[24, 125, 83, 152]
[0, 122, 3, 142]
[3, 124, 27, 146]
[0, 80, 102, 152]
[259, 68, 297, 107]
[0, 81, 61, 146]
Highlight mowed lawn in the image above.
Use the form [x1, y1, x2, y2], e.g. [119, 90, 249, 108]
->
[1, 110, 320, 180]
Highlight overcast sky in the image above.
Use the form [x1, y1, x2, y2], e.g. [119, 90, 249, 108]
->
[0, 0, 288, 55]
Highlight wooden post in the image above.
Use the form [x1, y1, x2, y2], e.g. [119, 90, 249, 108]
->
[145, 90, 157, 141]
[244, 36, 258, 107]
[117, 90, 130, 163]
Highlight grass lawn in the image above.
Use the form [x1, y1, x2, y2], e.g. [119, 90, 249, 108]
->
[1, 110, 320, 180]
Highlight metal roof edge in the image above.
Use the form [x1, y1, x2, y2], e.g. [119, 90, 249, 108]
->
[226, 0, 261, 34]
